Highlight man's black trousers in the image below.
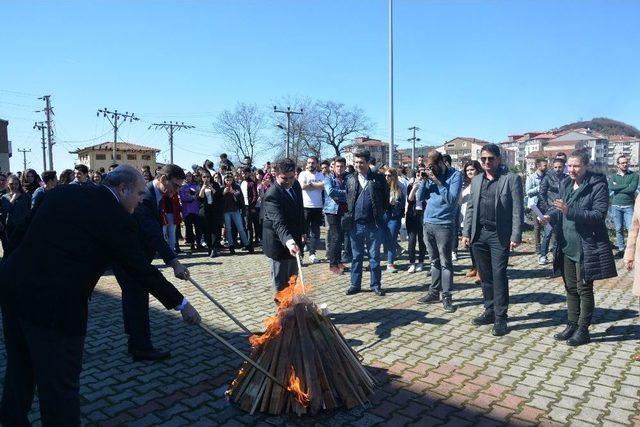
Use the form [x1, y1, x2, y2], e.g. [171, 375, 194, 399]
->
[1, 307, 84, 427]
[471, 227, 510, 320]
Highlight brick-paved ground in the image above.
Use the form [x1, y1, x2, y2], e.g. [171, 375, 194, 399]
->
[1, 231, 639, 426]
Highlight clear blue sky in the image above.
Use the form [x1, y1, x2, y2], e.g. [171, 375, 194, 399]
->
[1, 0, 639, 170]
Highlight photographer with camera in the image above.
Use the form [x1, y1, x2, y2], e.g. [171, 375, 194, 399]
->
[417, 151, 463, 313]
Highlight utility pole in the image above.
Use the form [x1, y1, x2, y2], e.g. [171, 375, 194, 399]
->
[33, 121, 48, 171]
[407, 126, 421, 170]
[97, 108, 139, 163]
[18, 148, 31, 171]
[37, 95, 55, 169]
[149, 121, 195, 164]
[388, 0, 395, 167]
[273, 106, 303, 159]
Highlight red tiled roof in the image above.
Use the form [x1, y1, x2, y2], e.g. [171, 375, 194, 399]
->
[526, 149, 565, 159]
[609, 135, 640, 143]
[532, 133, 556, 139]
[73, 141, 161, 153]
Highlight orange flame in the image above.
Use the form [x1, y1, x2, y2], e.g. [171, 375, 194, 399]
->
[248, 275, 311, 349]
[226, 366, 247, 396]
[287, 366, 310, 406]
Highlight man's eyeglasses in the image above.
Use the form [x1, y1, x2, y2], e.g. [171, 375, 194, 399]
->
[480, 156, 496, 163]
[385, 174, 392, 177]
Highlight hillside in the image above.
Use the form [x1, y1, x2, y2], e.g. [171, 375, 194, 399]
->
[556, 117, 640, 137]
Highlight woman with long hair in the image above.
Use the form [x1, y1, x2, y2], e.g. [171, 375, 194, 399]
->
[1, 175, 31, 240]
[198, 170, 223, 257]
[461, 160, 483, 280]
[21, 169, 41, 197]
[59, 169, 75, 185]
[221, 173, 252, 255]
[383, 168, 406, 273]
[406, 168, 427, 273]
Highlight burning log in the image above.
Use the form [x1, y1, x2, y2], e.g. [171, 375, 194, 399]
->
[226, 276, 376, 415]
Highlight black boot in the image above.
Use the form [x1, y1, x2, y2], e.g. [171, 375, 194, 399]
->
[553, 322, 578, 341]
[472, 309, 495, 326]
[418, 291, 440, 304]
[567, 325, 591, 346]
[442, 293, 456, 313]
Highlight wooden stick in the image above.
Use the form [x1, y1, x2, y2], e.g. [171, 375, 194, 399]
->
[198, 322, 289, 390]
[189, 277, 255, 335]
[295, 253, 306, 295]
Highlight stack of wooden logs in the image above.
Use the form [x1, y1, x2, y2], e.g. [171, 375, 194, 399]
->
[226, 299, 376, 415]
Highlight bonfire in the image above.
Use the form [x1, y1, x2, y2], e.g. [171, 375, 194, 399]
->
[226, 276, 376, 415]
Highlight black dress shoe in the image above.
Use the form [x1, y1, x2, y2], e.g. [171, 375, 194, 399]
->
[472, 310, 495, 326]
[245, 245, 254, 254]
[129, 348, 171, 362]
[418, 291, 440, 304]
[553, 322, 578, 341]
[492, 319, 509, 336]
[442, 293, 456, 313]
[567, 325, 591, 346]
[346, 287, 361, 295]
[372, 288, 385, 296]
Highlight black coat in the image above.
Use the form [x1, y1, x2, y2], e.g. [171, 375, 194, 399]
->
[549, 171, 617, 282]
[343, 170, 389, 228]
[261, 180, 305, 261]
[0, 185, 183, 336]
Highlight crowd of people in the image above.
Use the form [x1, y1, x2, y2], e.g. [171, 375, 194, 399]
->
[0, 144, 639, 425]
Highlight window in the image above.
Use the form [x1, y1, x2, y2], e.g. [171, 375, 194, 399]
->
[111, 154, 121, 160]
[141, 154, 151, 161]
[127, 154, 137, 160]
[95, 154, 106, 160]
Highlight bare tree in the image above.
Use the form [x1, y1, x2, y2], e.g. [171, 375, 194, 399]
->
[214, 103, 266, 163]
[272, 97, 326, 164]
[315, 101, 371, 157]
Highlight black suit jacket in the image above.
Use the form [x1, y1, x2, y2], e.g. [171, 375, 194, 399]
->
[134, 181, 176, 264]
[462, 170, 524, 248]
[261, 181, 305, 261]
[0, 185, 183, 337]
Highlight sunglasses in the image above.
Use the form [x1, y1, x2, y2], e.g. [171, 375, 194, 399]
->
[480, 156, 496, 163]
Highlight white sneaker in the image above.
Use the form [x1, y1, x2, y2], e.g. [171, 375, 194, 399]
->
[408, 264, 416, 273]
[309, 254, 319, 264]
[415, 263, 424, 272]
[386, 264, 398, 273]
[452, 252, 458, 261]
[538, 255, 548, 265]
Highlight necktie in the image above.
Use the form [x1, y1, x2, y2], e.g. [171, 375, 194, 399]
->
[287, 188, 296, 203]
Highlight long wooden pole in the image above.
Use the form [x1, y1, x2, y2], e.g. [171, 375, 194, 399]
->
[198, 322, 289, 390]
[189, 277, 255, 335]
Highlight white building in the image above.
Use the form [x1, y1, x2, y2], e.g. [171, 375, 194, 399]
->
[608, 135, 640, 170]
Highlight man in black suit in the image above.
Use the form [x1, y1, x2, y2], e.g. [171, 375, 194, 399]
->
[462, 143, 523, 337]
[113, 164, 191, 361]
[262, 158, 306, 292]
[0, 165, 201, 427]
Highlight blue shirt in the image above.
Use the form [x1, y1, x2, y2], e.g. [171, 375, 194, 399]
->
[418, 167, 463, 225]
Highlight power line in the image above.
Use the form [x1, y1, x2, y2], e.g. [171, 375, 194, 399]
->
[33, 122, 48, 171]
[273, 106, 303, 158]
[36, 95, 55, 169]
[149, 121, 195, 164]
[407, 126, 421, 169]
[96, 108, 139, 163]
[18, 148, 31, 171]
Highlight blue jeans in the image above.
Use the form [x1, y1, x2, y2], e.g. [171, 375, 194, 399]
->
[612, 205, 634, 250]
[383, 214, 401, 264]
[349, 222, 383, 290]
[224, 211, 249, 248]
[540, 224, 555, 256]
